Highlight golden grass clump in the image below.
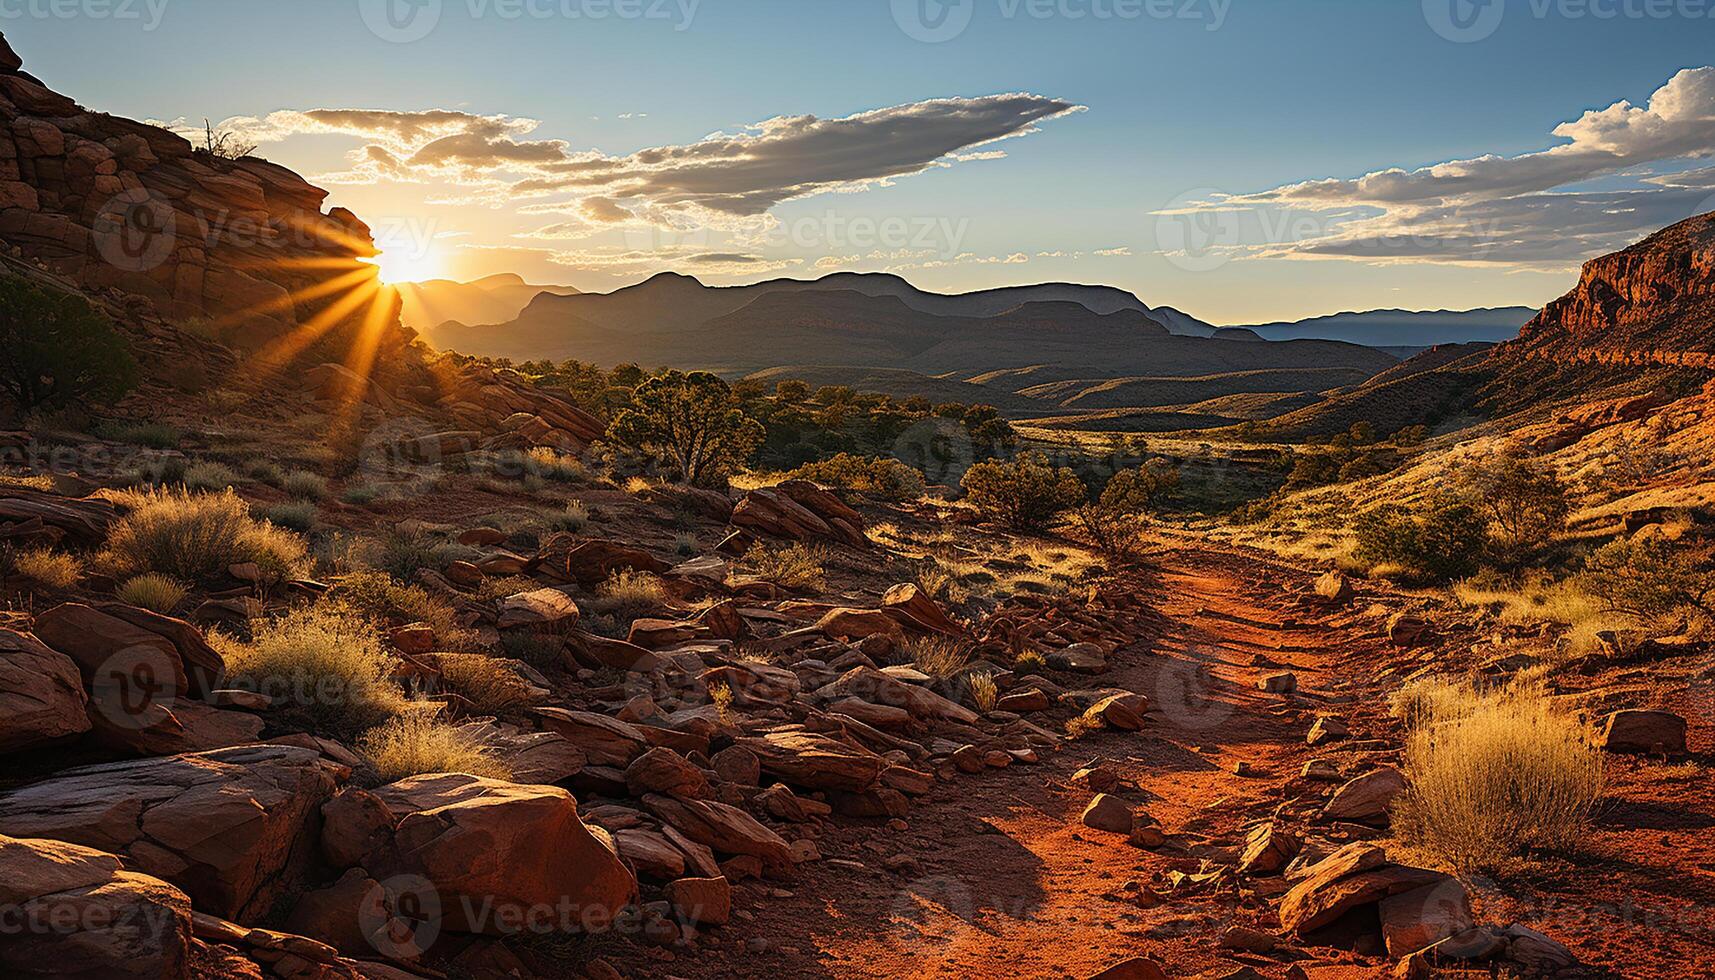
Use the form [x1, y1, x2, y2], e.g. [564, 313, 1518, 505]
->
[1392, 675, 1604, 874]
[588, 568, 668, 620]
[13, 548, 83, 589]
[435, 653, 533, 715]
[908, 635, 972, 678]
[746, 543, 828, 591]
[966, 670, 998, 713]
[103, 488, 307, 585]
[116, 573, 189, 614]
[222, 606, 407, 735]
[357, 712, 511, 784]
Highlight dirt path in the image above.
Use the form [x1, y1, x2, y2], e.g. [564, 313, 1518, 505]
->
[630, 542, 1402, 979]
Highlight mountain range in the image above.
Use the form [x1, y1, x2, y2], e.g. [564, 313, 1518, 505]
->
[399, 274, 579, 342]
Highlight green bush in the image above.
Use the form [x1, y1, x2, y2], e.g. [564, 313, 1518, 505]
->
[961, 452, 1086, 531]
[1353, 498, 1490, 582]
[0, 277, 137, 412]
[1459, 448, 1570, 552]
[786, 453, 926, 503]
[1582, 536, 1715, 618]
[608, 370, 764, 487]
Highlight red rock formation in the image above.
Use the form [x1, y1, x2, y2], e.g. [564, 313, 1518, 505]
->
[1487, 210, 1715, 405]
[0, 31, 405, 357]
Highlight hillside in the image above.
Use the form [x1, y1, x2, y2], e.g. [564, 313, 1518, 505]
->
[1233, 307, 1535, 347]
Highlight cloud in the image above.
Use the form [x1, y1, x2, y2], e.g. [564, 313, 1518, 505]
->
[216, 94, 1083, 228]
[1171, 67, 1715, 268]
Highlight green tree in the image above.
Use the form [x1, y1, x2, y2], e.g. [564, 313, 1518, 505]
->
[961, 451, 1087, 531]
[1458, 448, 1570, 551]
[608, 370, 764, 487]
[1354, 498, 1490, 582]
[1074, 461, 1181, 561]
[0, 277, 136, 412]
[774, 379, 810, 404]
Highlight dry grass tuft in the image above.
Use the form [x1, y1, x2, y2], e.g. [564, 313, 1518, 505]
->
[587, 569, 668, 621]
[103, 488, 307, 585]
[358, 711, 511, 784]
[116, 573, 188, 614]
[436, 653, 533, 715]
[909, 636, 972, 678]
[1393, 675, 1604, 873]
[746, 543, 828, 591]
[13, 548, 82, 589]
[282, 470, 330, 500]
[221, 606, 408, 735]
[966, 671, 998, 712]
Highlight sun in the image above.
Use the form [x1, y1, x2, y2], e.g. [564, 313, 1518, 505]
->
[366, 248, 445, 284]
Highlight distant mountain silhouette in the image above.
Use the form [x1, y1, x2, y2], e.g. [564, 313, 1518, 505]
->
[398, 274, 579, 341]
[1230, 308, 1535, 346]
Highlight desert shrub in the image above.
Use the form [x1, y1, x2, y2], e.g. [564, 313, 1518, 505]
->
[116, 573, 188, 614]
[96, 420, 181, 449]
[909, 636, 971, 678]
[435, 654, 533, 715]
[966, 671, 998, 712]
[263, 501, 318, 533]
[245, 460, 286, 487]
[608, 370, 765, 487]
[588, 569, 667, 621]
[223, 606, 407, 735]
[13, 548, 82, 589]
[357, 712, 510, 784]
[1073, 460, 1180, 560]
[1460, 448, 1570, 552]
[786, 453, 926, 503]
[0, 278, 137, 412]
[183, 461, 240, 492]
[1582, 535, 1715, 618]
[525, 447, 589, 484]
[282, 471, 330, 501]
[1353, 498, 1489, 582]
[340, 484, 380, 505]
[709, 682, 735, 725]
[500, 630, 566, 669]
[378, 532, 474, 581]
[746, 543, 827, 591]
[325, 570, 468, 643]
[1393, 677, 1603, 873]
[551, 500, 591, 533]
[961, 452, 1086, 531]
[103, 488, 308, 585]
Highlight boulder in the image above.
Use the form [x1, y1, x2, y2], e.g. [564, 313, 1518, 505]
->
[1314, 571, 1353, 604]
[535, 708, 650, 767]
[615, 828, 687, 880]
[531, 536, 667, 588]
[362, 774, 638, 935]
[1386, 611, 1432, 647]
[730, 488, 833, 542]
[1084, 693, 1147, 731]
[1320, 766, 1406, 824]
[1379, 878, 1475, 957]
[495, 588, 581, 631]
[0, 833, 195, 980]
[812, 607, 905, 643]
[1238, 821, 1300, 875]
[0, 745, 339, 922]
[815, 666, 979, 724]
[880, 583, 965, 635]
[624, 747, 710, 799]
[1598, 709, 1687, 754]
[1279, 844, 1451, 936]
[1257, 672, 1297, 694]
[1080, 794, 1135, 835]
[1049, 643, 1107, 673]
[663, 876, 731, 927]
[642, 794, 794, 871]
[1306, 715, 1348, 746]
[0, 628, 90, 751]
[736, 731, 886, 793]
[1502, 923, 1578, 972]
[711, 745, 762, 785]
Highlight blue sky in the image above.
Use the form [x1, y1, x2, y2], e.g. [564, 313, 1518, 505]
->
[17, 0, 1715, 321]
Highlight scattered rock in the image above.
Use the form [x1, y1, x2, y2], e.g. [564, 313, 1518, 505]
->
[1598, 709, 1687, 754]
[1080, 794, 1135, 835]
[1239, 821, 1300, 875]
[1320, 766, 1406, 825]
[664, 876, 731, 926]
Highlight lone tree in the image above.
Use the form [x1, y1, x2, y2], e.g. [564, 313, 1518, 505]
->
[1458, 446, 1570, 551]
[608, 370, 764, 487]
[0, 277, 137, 413]
[1074, 460, 1181, 561]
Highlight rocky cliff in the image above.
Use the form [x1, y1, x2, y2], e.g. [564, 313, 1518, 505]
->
[1486, 210, 1715, 409]
[0, 31, 404, 359]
